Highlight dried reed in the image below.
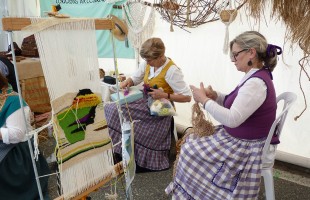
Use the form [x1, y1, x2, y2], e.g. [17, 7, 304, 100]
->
[191, 103, 215, 137]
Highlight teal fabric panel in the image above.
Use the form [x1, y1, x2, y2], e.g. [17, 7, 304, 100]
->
[0, 95, 26, 127]
[39, 0, 135, 58]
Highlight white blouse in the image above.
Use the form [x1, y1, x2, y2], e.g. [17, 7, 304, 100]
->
[130, 58, 192, 96]
[204, 69, 267, 128]
[1, 106, 32, 144]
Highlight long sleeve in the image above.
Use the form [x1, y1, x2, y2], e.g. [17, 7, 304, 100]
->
[131, 59, 191, 96]
[204, 78, 267, 128]
[131, 61, 147, 86]
[165, 66, 191, 96]
[1, 106, 31, 144]
[214, 91, 226, 106]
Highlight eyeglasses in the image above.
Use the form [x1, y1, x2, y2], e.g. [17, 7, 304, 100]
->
[230, 49, 249, 61]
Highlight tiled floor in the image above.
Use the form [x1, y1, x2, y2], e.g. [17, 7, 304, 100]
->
[40, 135, 310, 200]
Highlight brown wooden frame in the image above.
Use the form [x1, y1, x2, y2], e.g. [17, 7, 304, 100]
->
[2, 17, 115, 31]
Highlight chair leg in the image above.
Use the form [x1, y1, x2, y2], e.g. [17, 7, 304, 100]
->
[262, 169, 275, 200]
[173, 122, 178, 142]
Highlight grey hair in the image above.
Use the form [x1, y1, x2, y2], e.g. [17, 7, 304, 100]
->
[140, 38, 165, 60]
[230, 31, 278, 71]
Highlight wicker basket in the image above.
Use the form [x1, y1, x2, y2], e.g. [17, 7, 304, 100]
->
[220, 9, 237, 22]
[20, 76, 51, 113]
[21, 35, 39, 58]
[162, 1, 180, 11]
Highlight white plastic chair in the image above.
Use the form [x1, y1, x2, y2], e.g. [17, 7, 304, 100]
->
[261, 92, 297, 200]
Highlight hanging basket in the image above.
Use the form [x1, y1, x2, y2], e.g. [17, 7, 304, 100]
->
[220, 9, 237, 23]
[162, 1, 180, 11]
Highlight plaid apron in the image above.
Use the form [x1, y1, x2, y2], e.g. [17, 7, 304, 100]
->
[166, 126, 265, 199]
[104, 97, 172, 170]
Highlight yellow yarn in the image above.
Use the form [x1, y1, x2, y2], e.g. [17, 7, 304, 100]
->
[71, 94, 101, 109]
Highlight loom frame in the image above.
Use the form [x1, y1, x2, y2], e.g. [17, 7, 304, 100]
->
[1, 17, 130, 200]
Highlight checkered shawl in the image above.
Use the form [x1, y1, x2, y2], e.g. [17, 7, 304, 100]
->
[166, 126, 265, 199]
[104, 97, 172, 170]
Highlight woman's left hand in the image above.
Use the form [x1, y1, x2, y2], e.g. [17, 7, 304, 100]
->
[190, 82, 210, 105]
[148, 88, 166, 100]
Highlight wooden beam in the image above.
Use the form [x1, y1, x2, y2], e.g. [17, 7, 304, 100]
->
[113, 3, 162, 9]
[1, 17, 115, 31]
[54, 162, 123, 200]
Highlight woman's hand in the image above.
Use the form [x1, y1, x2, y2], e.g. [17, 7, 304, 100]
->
[190, 82, 210, 105]
[148, 88, 167, 100]
[204, 85, 217, 101]
[120, 78, 133, 89]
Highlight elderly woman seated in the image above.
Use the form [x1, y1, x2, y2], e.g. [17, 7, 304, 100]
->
[104, 38, 191, 172]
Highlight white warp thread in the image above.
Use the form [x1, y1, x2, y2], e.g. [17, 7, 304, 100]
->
[29, 18, 101, 100]
[26, 18, 114, 199]
[61, 149, 114, 199]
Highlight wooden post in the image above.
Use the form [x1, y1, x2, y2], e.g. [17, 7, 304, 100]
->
[1, 17, 115, 31]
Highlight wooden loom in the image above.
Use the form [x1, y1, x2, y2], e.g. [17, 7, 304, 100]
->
[2, 17, 124, 200]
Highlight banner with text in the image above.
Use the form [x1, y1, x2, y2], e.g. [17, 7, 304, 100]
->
[39, 0, 135, 59]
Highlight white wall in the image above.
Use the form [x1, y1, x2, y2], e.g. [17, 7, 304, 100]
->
[0, 0, 9, 51]
[101, 6, 310, 168]
[5, 0, 38, 46]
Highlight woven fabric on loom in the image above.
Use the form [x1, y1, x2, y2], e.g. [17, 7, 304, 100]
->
[23, 18, 115, 199]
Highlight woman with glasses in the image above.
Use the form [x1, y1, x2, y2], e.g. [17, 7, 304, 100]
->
[166, 31, 282, 199]
[105, 37, 191, 172]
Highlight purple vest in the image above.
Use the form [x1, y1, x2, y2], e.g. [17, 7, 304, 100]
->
[223, 69, 278, 143]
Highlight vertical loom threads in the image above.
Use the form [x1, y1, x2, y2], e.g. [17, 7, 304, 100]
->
[61, 149, 114, 199]
[30, 18, 101, 101]
[27, 18, 115, 199]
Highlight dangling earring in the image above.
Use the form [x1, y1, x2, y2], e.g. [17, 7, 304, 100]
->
[247, 60, 252, 66]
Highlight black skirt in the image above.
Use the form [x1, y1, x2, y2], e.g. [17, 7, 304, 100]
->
[0, 141, 50, 200]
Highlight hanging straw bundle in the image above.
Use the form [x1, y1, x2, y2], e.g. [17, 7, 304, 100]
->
[162, 0, 180, 32]
[173, 102, 215, 177]
[220, 9, 238, 23]
[219, 0, 239, 54]
[245, 0, 310, 120]
[162, 0, 180, 11]
[271, 0, 310, 120]
[244, 0, 266, 21]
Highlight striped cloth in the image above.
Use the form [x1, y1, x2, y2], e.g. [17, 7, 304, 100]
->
[166, 126, 265, 199]
[104, 97, 172, 170]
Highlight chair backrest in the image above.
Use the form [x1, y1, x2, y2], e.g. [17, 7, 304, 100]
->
[262, 92, 297, 159]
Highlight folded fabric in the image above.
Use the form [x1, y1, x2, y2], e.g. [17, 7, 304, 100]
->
[103, 76, 116, 85]
[110, 87, 143, 105]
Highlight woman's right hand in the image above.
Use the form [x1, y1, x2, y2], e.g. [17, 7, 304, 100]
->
[120, 78, 133, 89]
[205, 85, 217, 101]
